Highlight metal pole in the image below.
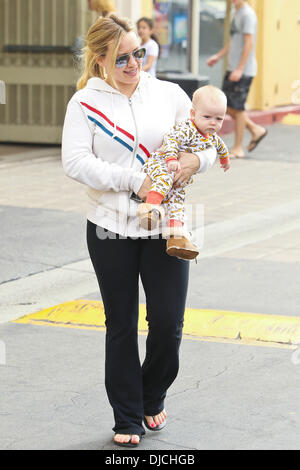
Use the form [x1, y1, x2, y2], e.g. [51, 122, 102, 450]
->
[223, 0, 231, 74]
[190, 0, 200, 74]
[0, 81, 6, 104]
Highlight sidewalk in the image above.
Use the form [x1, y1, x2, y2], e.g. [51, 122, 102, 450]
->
[1, 122, 300, 449]
[1, 321, 299, 450]
[220, 104, 300, 135]
[1, 123, 300, 320]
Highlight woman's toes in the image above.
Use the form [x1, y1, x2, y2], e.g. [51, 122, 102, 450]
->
[145, 411, 167, 428]
[114, 434, 130, 444]
[155, 412, 165, 425]
[145, 415, 156, 428]
[154, 415, 161, 425]
[114, 433, 140, 444]
[131, 435, 140, 444]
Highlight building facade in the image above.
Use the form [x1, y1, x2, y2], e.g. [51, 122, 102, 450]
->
[0, 0, 299, 143]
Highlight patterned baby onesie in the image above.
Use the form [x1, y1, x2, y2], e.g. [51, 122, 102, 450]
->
[142, 119, 229, 223]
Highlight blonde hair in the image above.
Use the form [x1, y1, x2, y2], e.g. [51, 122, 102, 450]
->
[77, 14, 134, 90]
[192, 85, 227, 108]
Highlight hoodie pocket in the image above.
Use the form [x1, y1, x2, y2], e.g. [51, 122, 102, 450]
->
[87, 187, 128, 215]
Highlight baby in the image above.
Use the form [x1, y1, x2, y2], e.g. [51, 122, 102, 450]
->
[137, 85, 230, 260]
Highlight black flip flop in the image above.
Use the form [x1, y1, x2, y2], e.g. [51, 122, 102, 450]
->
[248, 129, 268, 152]
[143, 417, 167, 431]
[113, 434, 142, 448]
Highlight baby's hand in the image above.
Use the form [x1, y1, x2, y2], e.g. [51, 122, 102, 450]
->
[167, 160, 181, 173]
[221, 162, 230, 172]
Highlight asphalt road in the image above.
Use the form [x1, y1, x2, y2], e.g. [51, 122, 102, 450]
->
[1, 122, 300, 450]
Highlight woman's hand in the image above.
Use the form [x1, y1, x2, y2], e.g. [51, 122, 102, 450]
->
[137, 175, 152, 201]
[173, 152, 200, 188]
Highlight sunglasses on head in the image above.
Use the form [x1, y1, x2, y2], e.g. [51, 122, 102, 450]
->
[115, 47, 146, 68]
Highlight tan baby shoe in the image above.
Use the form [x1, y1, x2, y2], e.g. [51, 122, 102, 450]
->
[163, 226, 199, 260]
[137, 203, 165, 230]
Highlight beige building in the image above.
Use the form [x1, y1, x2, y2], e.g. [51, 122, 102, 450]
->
[247, 0, 300, 110]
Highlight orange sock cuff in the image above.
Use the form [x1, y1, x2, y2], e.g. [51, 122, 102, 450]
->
[146, 191, 164, 205]
[220, 156, 229, 164]
[167, 219, 183, 227]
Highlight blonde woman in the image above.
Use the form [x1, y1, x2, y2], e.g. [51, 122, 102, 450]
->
[62, 15, 217, 448]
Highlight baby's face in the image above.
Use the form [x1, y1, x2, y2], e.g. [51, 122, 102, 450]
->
[191, 99, 226, 135]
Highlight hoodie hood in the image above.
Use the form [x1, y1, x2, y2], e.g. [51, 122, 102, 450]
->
[86, 71, 152, 94]
[85, 72, 152, 136]
[86, 77, 121, 94]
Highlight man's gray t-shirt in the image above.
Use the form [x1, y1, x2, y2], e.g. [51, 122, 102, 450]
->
[228, 3, 257, 77]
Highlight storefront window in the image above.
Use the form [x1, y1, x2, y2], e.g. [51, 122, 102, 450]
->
[152, 0, 227, 84]
[199, 0, 227, 87]
[153, 0, 190, 73]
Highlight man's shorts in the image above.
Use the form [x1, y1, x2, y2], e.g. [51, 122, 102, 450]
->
[222, 71, 253, 111]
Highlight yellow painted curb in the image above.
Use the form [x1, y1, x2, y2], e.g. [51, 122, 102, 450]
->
[281, 113, 300, 126]
[13, 300, 300, 345]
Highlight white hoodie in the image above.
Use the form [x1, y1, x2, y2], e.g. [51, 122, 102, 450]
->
[62, 72, 216, 237]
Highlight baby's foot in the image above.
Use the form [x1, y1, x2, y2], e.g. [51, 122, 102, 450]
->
[137, 203, 165, 230]
[166, 236, 199, 260]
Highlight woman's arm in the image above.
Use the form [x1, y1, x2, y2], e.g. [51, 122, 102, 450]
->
[137, 174, 152, 201]
[61, 99, 146, 194]
[173, 148, 217, 187]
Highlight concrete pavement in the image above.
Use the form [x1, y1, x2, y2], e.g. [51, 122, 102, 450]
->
[1, 122, 300, 449]
[1, 123, 300, 320]
[0, 322, 299, 450]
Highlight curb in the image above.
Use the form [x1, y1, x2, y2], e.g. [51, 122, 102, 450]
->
[220, 104, 300, 135]
[13, 300, 300, 346]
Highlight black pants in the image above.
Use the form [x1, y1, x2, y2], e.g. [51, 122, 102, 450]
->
[86, 221, 190, 436]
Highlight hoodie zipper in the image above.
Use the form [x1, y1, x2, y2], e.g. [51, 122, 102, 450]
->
[128, 97, 139, 163]
[125, 97, 139, 236]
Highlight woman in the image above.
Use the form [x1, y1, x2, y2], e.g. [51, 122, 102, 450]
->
[137, 17, 160, 78]
[62, 14, 216, 448]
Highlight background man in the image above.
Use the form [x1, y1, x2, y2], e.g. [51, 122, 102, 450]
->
[207, 0, 267, 158]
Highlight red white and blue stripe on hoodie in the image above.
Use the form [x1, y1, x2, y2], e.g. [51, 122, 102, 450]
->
[81, 102, 150, 166]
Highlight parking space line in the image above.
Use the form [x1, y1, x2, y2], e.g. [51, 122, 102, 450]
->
[13, 299, 300, 347]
